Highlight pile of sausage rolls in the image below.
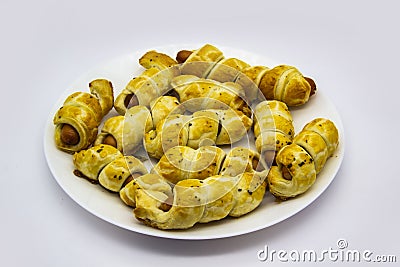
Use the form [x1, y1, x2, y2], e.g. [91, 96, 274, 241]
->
[52, 44, 339, 230]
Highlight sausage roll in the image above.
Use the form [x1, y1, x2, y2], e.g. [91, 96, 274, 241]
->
[257, 65, 313, 106]
[133, 172, 267, 229]
[95, 105, 153, 155]
[253, 100, 294, 166]
[267, 118, 339, 199]
[53, 79, 114, 153]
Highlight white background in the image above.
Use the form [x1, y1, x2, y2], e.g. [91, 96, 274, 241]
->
[1, 0, 399, 266]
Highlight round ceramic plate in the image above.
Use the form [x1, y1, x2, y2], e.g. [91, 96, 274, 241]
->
[44, 44, 344, 240]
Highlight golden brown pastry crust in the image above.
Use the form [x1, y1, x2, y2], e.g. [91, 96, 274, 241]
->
[149, 96, 183, 127]
[95, 115, 125, 152]
[302, 118, 339, 156]
[89, 79, 114, 117]
[207, 57, 250, 83]
[220, 147, 261, 177]
[120, 174, 173, 208]
[97, 97, 182, 154]
[151, 146, 226, 184]
[114, 68, 157, 115]
[139, 50, 178, 70]
[180, 44, 224, 78]
[171, 75, 250, 116]
[235, 65, 270, 103]
[176, 44, 316, 106]
[115, 50, 180, 115]
[144, 114, 190, 159]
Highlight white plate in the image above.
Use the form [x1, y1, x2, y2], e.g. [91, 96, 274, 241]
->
[44, 44, 345, 240]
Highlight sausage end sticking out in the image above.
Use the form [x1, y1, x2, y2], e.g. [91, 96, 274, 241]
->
[61, 124, 80, 145]
[176, 50, 193, 64]
[304, 77, 317, 96]
[281, 166, 292, 180]
[124, 94, 139, 109]
[102, 134, 117, 148]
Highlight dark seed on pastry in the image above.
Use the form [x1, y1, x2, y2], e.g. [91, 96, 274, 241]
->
[60, 124, 80, 145]
[103, 134, 117, 148]
[124, 94, 139, 109]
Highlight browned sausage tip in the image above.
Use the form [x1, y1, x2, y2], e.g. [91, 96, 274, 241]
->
[124, 94, 139, 109]
[176, 50, 193, 63]
[60, 124, 80, 145]
[102, 134, 117, 148]
[281, 166, 292, 180]
[304, 77, 317, 96]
